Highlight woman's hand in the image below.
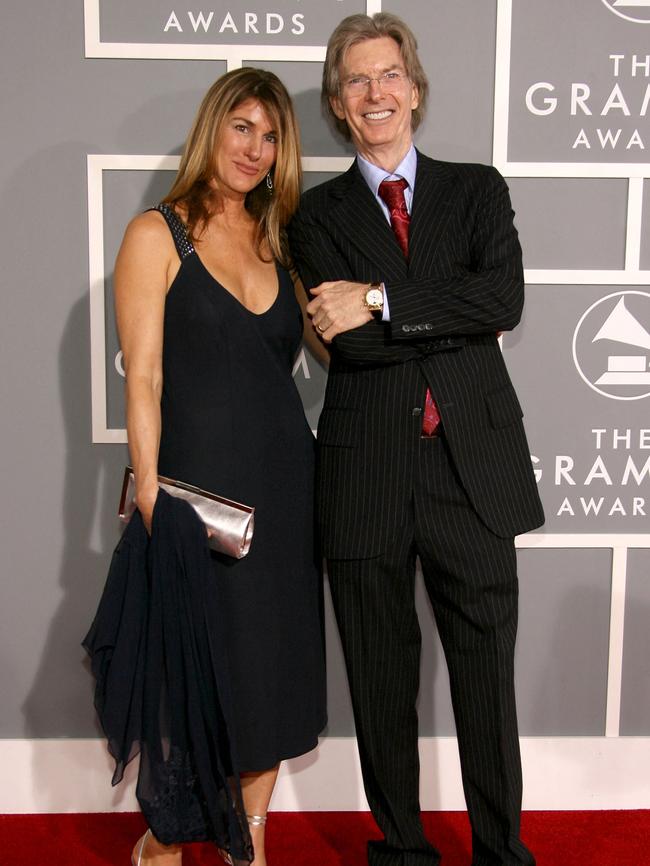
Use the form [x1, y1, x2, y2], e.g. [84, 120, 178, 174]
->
[135, 482, 159, 535]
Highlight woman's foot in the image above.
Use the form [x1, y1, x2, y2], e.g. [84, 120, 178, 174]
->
[131, 829, 182, 865]
[218, 814, 267, 865]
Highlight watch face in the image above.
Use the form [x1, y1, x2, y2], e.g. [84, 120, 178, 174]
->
[366, 288, 383, 307]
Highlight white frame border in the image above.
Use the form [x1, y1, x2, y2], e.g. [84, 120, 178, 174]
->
[494, 0, 650, 286]
[514, 533, 650, 739]
[494, 0, 650, 181]
[83, 0, 382, 64]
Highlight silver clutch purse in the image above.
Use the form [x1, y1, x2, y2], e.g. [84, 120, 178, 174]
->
[119, 467, 255, 559]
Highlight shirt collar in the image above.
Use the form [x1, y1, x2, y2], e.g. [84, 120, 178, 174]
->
[356, 144, 417, 197]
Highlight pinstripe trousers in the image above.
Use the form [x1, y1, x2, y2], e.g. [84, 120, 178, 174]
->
[327, 435, 535, 866]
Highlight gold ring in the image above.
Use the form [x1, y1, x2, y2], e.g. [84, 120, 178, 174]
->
[317, 324, 325, 333]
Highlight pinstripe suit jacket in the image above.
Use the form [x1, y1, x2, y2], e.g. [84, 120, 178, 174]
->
[289, 151, 544, 558]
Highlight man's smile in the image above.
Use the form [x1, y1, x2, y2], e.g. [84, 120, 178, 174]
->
[363, 109, 394, 120]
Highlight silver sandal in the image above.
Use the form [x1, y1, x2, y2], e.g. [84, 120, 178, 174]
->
[246, 814, 267, 827]
[131, 829, 150, 866]
[219, 814, 267, 864]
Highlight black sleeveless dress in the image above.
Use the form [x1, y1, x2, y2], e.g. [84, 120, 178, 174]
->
[154, 204, 326, 771]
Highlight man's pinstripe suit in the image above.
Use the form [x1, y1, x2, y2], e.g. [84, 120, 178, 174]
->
[289, 152, 544, 866]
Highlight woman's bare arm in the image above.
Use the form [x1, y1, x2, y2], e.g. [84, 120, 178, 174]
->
[114, 211, 177, 532]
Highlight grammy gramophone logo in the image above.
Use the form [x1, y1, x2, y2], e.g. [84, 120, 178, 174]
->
[601, 0, 650, 24]
[573, 291, 650, 400]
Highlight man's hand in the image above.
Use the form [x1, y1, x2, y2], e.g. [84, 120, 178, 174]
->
[307, 280, 374, 343]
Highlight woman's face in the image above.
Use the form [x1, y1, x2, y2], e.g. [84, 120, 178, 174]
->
[212, 97, 278, 199]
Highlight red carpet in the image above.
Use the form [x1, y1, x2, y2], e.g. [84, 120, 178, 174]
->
[1, 811, 648, 865]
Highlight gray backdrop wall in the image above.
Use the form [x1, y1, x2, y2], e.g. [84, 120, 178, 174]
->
[1, 0, 649, 804]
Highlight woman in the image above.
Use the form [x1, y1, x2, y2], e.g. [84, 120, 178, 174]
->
[114, 68, 326, 866]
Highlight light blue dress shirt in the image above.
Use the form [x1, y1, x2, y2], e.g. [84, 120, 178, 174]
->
[356, 145, 417, 322]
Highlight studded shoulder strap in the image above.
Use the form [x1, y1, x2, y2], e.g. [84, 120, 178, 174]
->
[150, 203, 195, 259]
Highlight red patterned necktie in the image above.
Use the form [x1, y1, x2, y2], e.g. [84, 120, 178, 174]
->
[378, 178, 410, 258]
[378, 178, 441, 437]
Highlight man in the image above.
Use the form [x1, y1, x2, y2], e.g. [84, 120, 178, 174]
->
[289, 13, 544, 866]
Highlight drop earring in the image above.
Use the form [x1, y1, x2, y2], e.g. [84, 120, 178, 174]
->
[266, 172, 273, 192]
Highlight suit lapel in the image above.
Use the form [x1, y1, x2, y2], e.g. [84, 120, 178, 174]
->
[409, 152, 456, 275]
[327, 161, 409, 280]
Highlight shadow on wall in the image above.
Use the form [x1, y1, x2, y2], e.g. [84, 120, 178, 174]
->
[22, 287, 130, 808]
[19, 162, 175, 807]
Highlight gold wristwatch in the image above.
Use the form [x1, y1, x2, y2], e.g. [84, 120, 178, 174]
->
[364, 282, 384, 313]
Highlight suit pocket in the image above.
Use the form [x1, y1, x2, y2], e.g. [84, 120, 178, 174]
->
[485, 382, 524, 429]
[317, 407, 360, 448]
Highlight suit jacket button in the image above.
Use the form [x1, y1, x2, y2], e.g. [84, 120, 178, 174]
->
[416, 324, 424, 331]
[425, 323, 433, 330]
[402, 325, 411, 333]
[412, 407, 422, 416]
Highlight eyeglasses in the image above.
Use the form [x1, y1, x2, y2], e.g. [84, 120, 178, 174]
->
[342, 71, 408, 94]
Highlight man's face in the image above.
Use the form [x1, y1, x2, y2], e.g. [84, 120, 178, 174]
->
[330, 36, 419, 160]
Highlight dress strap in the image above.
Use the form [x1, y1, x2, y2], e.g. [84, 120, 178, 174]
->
[150, 203, 195, 260]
